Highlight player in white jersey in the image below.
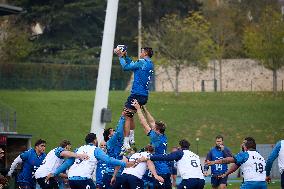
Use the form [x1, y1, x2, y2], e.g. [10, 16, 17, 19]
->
[45, 133, 134, 189]
[206, 137, 267, 189]
[265, 139, 284, 189]
[140, 139, 205, 189]
[112, 145, 164, 189]
[35, 140, 88, 189]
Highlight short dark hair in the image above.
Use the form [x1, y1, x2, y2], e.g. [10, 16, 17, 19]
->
[144, 145, 154, 153]
[155, 121, 166, 134]
[34, 139, 46, 147]
[60, 140, 71, 148]
[85, 133, 96, 144]
[179, 139, 190, 149]
[142, 47, 153, 58]
[216, 135, 224, 140]
[103, 128, 112, 142]
[244, 137, 256, 150]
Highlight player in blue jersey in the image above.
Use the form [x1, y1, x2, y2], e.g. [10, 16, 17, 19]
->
[96, 141, 107, 189]
[265, 139, 284, 189]
[204, 135, 233, 189]
[46, 133, 134, 189]
[114, 45, 154, 151]
[206, 137, 267, 189]
[7, 139, 46, 189]
[132, 100, 172, 189]
[102, 114, 128, 189]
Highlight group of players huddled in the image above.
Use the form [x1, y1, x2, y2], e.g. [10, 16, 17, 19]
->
[6, 45, 284, 189]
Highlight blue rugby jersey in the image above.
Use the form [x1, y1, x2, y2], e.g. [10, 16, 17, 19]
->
[17, 148, 46, 186]
[96, 160, 107, 186]
[205, 146, 232, 175]
[105, 116, 125, 174]
[148, 130, 171, 174]
[119, 56, 154, 96]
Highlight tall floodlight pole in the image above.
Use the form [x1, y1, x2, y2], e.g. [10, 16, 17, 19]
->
[91, 0, 119, 143]
[138, 1, 142, 57]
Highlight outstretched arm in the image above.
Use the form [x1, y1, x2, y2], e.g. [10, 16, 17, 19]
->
[265, 141, 281, 176]
[206, 157, 235, 166]
[142, 106, 155, 128]
[7, 155, 22, 176]
[119, 57, 144, 71]
[220, 163, 240, 178]
[132, 99, 151, 134]
[147, 160, 164, 183]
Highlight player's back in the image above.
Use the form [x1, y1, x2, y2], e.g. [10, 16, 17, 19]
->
[35, 147, 64, 179]
[241, 151, 266, 182]
[177, 150, 204, 180]
[122, 152, 149, 179]
[68, 144, 97, 179]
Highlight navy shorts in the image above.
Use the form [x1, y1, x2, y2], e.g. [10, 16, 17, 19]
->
[121, 174, 144, 189]
[211, 175, 228, 187]
[281, 172, 284, 189]
[69, 179, 96, 189]
[102, 173, 123, 189]
[17, 182, 35, 189]
[124, 94, 148, 110]
[178, 178, 205, 189]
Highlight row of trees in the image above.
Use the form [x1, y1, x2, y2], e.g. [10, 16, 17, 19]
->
[1, 0, 284, 93]
[144, 0, 284, 94]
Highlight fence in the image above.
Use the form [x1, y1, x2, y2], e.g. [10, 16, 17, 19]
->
[0, 105, 17, 133]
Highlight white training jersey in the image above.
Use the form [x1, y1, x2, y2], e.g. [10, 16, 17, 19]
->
[68, 145, 98, 179]
[240, 151, 266, 182]
[278, 140, 284, 174]
[35, 148, 64, 179]
[176, 150, 204, 180]
[122, 152, 149, 179]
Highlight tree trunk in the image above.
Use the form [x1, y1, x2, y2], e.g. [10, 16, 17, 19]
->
[273, 69, 277, 93]
[175, 65, 180, 96]
[164, 67, 175, 92]
[219, 58, 223, 92]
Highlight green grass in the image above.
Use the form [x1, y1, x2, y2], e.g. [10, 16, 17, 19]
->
[0, 90, 283, 155]
[203, 180, 280, 189]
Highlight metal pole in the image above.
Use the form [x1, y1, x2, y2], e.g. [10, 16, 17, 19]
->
[14, 111, 17, 132]
[196, 138, 199, 155]
[138, 1, 142, 57]
[91, 0, 119, 143]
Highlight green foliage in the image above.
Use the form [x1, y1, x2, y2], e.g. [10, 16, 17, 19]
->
[244, 7, 284, 70]
[144, 12, 214, 94]
[244, 6, 284, 92]
[0, 27, 34, 62]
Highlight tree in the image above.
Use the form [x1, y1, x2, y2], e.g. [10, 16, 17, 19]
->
[202, 0, 237, 91]
[244, 6, 284, 93]
[0, 26, 34, 62]
[144, 12, 214, 95]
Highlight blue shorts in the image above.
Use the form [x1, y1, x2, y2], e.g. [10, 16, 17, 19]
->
[125, 94, 148, 110]
[178, 178, 205, 189]
[121, 174, 144, 189]
[69, 179, 96, 189]
[240, 181, 267, 189]
[211, 175, 228, 187]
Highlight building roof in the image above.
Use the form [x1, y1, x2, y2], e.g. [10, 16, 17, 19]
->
[0, 3, 23, 16]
